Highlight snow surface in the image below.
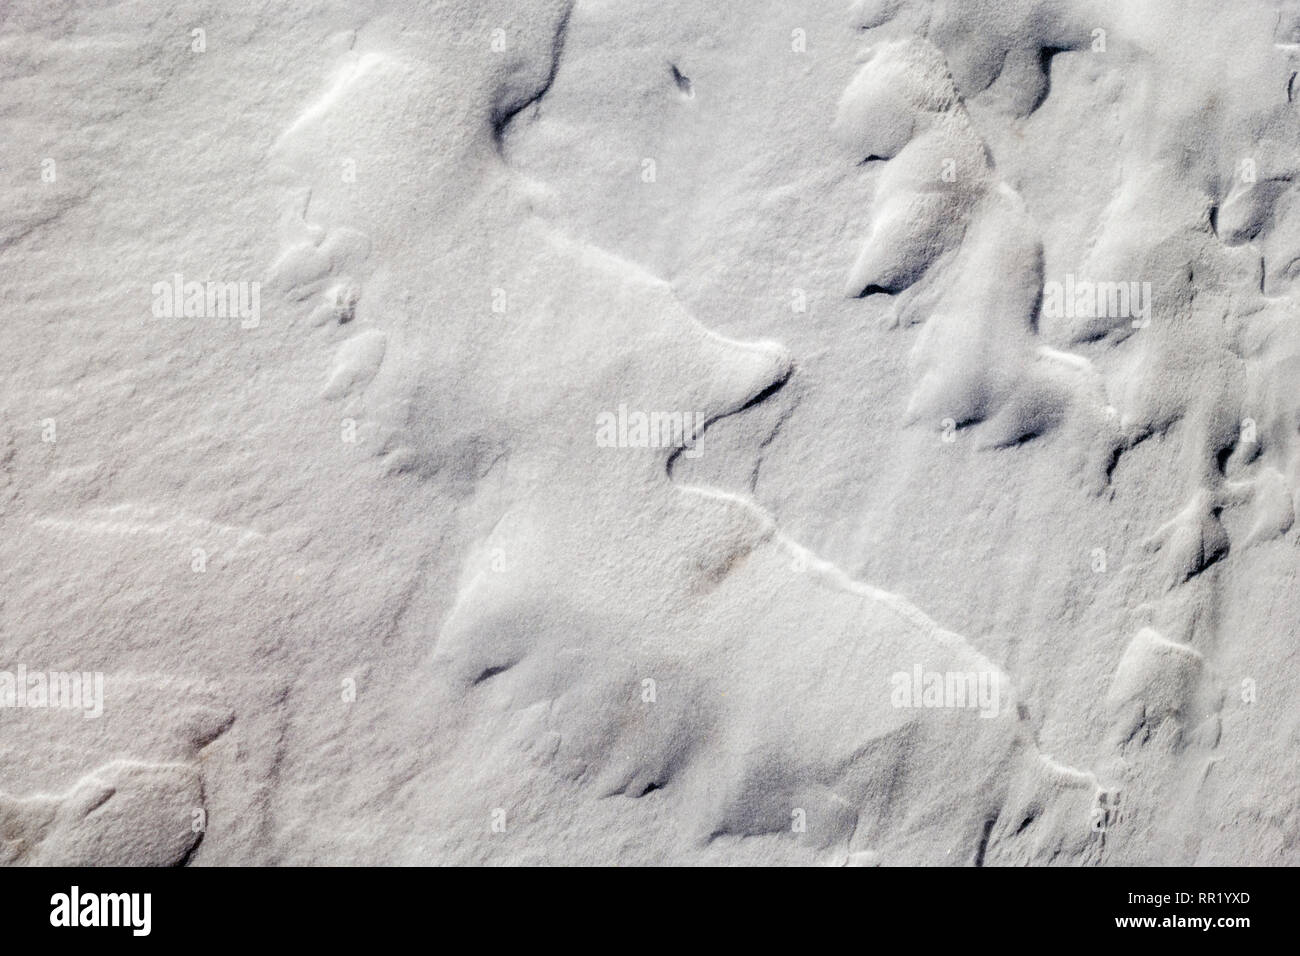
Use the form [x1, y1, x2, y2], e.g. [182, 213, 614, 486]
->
[1, 0, 1298, 865]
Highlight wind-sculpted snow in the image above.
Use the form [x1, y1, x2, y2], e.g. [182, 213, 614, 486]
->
[256, 18, 1108, 863]
[0, 0, 1296, 866]
[835, 36, 1121, 487]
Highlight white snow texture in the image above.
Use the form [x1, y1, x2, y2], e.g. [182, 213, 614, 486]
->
[1, 0, 1298, 865]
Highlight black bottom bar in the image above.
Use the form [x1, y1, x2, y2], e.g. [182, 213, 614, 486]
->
[0, 866, 1277, 942]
